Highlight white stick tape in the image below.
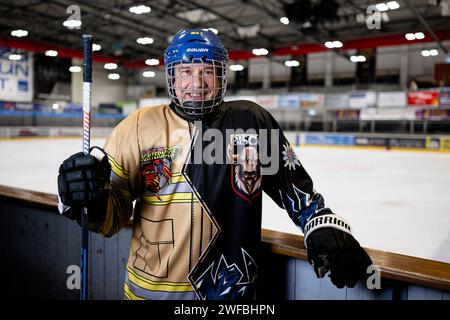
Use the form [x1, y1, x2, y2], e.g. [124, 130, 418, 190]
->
[83, 82, 91, 112]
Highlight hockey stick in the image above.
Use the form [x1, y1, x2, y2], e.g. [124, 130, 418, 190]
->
[81, 34, 94, 300]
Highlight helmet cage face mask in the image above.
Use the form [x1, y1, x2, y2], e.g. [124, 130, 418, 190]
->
[164, 29, 228, 117]
[166, 58, 227, 117]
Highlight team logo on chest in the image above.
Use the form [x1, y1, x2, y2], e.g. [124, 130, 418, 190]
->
[140, 146, 179, 194]
[227, 134, 262, 204]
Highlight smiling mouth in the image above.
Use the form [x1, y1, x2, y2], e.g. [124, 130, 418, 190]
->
[183, 92, 210, 100]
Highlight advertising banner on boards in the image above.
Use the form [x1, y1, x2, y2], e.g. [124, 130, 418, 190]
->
[349, 91, 377, 109]
[407, 90, 439, 107]
[0, 48, 33, 102]
[377, 91, 407, 108]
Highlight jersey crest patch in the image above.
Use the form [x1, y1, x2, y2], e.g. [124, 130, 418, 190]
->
[227, 134, 262, 204]
[140, 146, 179, 195]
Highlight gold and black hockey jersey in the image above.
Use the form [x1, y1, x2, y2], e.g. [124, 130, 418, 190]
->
[98, 100, 332, 300]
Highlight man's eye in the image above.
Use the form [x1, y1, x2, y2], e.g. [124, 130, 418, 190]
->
[180, 70, 190, 75]
[204, 70, 214, 75]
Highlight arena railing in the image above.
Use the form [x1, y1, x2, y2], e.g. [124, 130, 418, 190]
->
[1, 184, 449, 299]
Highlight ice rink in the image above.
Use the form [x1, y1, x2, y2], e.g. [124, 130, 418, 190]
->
[1, 137, 449, 264]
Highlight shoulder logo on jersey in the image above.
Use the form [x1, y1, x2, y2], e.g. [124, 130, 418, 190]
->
[282, 143, 301, 170]
[227, 134, 262, 204]
[140, 146, 180, 195]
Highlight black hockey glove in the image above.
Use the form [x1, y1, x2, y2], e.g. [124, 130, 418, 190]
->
[57, 146, 111, 224]
[304, 215, 373, 289]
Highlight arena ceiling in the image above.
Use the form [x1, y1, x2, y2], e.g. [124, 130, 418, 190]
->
[0, 0, 449, 65]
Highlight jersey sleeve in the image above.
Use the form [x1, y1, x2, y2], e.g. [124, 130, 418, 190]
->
[260, 111, 333, 234]
[97, 110, 142, 237]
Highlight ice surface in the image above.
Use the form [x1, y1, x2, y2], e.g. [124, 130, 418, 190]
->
[1, 138, 449, 263]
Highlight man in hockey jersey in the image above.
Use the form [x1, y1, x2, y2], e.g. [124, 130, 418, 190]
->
[58, 29, 372, 300]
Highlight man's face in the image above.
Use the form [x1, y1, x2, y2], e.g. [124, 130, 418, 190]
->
[173, 63, 220, 103]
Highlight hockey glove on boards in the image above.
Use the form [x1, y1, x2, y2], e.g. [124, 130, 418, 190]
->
[304, 214, 373, 289]
[57, 146, 111, 226]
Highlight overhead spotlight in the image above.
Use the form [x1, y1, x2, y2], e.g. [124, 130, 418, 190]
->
[142, 71, 156, 78]
[11, 29, 28, 37]
[45, 50, 58, 57]
[137, 37, 154, 45]
[145, 58, 160, 66]
[252, 48, 268, 56]
[386, 1, 400, 10]
[284, 60, 300, 67]
[8, 54, 22, 61]
[104, 63, 118, 70]
[429, 49, 439, 56]
[350, 55, 366, 62]
[63, 19, 82, 29]
[405, 32, 426, 41]
[420, 49, 439, 57]
[259, 48, 268, 55]
[332, 40, 343, 48]
[52, 103, 60, 110]
[230, 64, 244, 71]
[108, 73, 120, 80]
[129, 5, 151, 14]
[325, 41, 343, 48]
[405, 33, 415, 40]
[376, 3, 389, 12]
[280, 17, 289, 25]
[325, 41, 334, 48]
[414, 32, 425, 39]
[69, 66, 82, 72]
[92, 44, 101, 51]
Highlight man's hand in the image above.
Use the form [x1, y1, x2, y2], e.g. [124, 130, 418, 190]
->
[57, 146, 111, 224]
[306, 227, 373, 288]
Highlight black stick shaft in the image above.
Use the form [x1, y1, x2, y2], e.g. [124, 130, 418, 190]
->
[81, 34, 94, 301]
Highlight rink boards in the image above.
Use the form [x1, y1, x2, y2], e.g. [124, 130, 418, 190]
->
[1, 134, 449, 299]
